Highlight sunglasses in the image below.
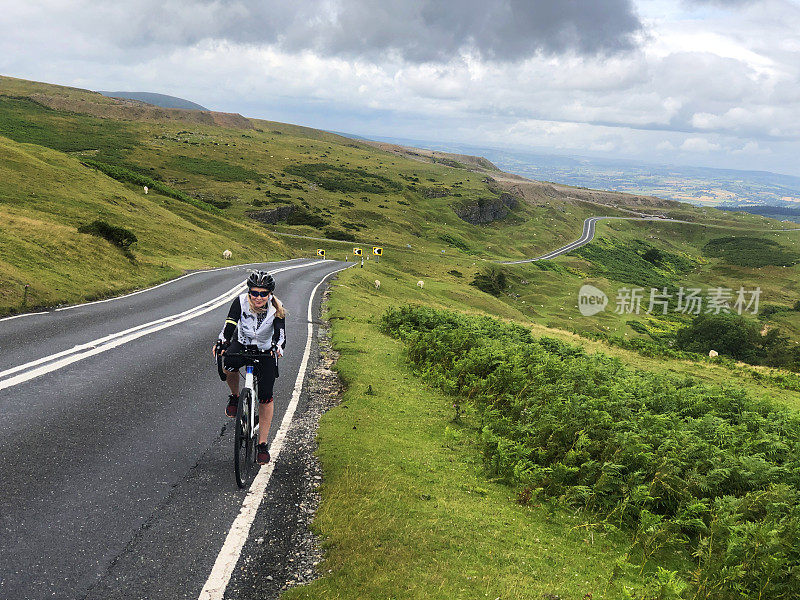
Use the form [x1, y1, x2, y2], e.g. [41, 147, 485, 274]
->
[249, 290, 271, 298]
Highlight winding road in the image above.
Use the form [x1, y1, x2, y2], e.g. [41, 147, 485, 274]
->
[501, 214, 800, 264]
[0, 258, 348, 600]
[501, 216, 695, 264]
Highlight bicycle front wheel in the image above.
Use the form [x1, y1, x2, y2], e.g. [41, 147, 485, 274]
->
[234, 389, 254, 488]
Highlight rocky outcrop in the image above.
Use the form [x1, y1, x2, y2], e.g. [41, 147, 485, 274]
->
[453, 193, 519, 224]
[247, 205, 296, 224]
[420, 187, 450, 198]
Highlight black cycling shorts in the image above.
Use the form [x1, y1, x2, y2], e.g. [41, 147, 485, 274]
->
[223, 340, 277, 404]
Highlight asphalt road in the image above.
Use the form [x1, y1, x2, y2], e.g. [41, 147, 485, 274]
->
[501, 216, 695, 264]
[0, 258, 348, 600]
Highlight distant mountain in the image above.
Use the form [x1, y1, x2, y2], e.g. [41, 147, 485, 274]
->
[97, 91, 208, 111]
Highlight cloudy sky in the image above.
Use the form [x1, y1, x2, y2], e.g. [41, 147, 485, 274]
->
[2, 0, 799, 175]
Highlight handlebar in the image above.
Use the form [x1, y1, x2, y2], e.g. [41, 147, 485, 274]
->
[223, 351, 277, 361]
[215, 342, 280, 380]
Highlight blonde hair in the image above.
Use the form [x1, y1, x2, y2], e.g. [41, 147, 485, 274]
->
[272, 295, 286, 319]
[248, 293, 286, 319]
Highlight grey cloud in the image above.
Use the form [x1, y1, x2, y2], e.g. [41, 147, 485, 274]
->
[92, 0, 644, 61]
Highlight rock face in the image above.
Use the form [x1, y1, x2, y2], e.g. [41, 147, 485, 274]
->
[247, 205, 296, 224]
[454, 193, 519, 224]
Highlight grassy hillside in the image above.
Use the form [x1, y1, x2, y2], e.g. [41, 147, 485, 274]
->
[3, 74, 800, 350]
[4, 74, 800, 597]
[0, 135, 289, 310]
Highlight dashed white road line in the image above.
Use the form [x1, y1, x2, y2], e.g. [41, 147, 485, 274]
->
[198, 263, 353, 600]
[0, 261, 324, 392]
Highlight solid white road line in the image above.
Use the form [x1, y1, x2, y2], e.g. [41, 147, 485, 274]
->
[0, 283, 245, 391]
[54, 259, 311, 312]
[198, 263, 352, 600]
[0, 311, 49, 323]
[0, 261, 326, 392]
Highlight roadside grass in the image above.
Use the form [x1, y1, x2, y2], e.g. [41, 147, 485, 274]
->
[285, 253, 800, 599]
[379, 306, 800, 598]
[288, 300, 662, 600]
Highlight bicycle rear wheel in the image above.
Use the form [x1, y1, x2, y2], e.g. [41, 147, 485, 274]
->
[234, 390, 254, 488]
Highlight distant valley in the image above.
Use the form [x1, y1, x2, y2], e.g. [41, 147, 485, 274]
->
[365, 135, 800, 209]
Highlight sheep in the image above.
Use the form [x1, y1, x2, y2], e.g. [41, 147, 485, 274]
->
[374, 280, 381, 290]
[417, 280, 424, 289]
[143, 185, 149, 194]
[709, 350, 719, 358]
[222, 249, 232, 259]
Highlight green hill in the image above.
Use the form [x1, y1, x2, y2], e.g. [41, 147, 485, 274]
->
[4, 73, 800, 345]
[4, 74, 800, 598]
[2, 74, 799, 331]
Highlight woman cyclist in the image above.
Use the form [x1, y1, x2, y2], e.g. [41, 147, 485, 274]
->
[213, 270, 286, 465]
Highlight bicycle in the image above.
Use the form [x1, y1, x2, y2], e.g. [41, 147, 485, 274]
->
[216, 344, 278, 488]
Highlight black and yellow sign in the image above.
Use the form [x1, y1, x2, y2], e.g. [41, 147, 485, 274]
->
[353, 248, 363, 256]
[316, 249, 325, 257]
[373, 247, 383, 256]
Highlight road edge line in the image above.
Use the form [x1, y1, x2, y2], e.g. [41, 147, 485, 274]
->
[198, 263, 352, 600]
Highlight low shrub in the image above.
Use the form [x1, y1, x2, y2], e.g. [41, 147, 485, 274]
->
[676, 313, 800, 371]
[471, 265, 508, 296]
[170, 155, 262, 182]
[574, 237, 697, 288]
[284, 163, 402, 194]
[703, 236, 799, 268]
[285, 208, 328, 228]
[78, 220, 137, 260]
[323, 227, 356, 242]
[676, 313, 762, 362]
[439, 233, 471, 252]
[381, 306, 800, 598]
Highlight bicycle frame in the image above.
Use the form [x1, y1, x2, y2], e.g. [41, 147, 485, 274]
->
[243, 364, 260, 439]
[217, 347, 276, 488]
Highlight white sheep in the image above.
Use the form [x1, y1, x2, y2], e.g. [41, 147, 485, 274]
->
[374, 280, 381, 290]
[143, 185, 149, 194]
[417, 280, 424, 289]
[709, 350, 719, 358]
[222, 249, 232, 259]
